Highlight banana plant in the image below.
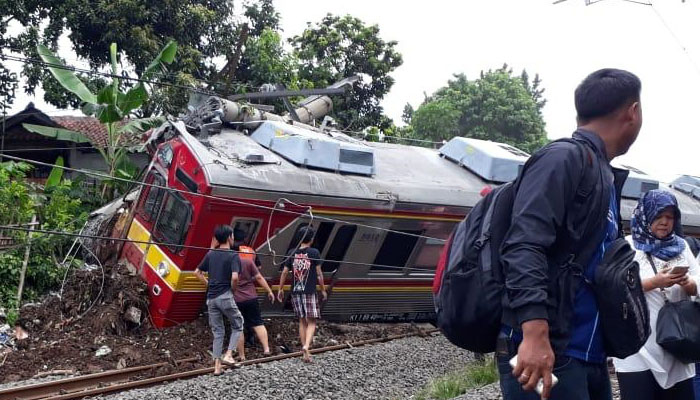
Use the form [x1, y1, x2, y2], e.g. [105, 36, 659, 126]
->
[22, 41, 177, 199]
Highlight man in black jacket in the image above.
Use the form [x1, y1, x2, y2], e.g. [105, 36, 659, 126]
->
[498, 69, 642, 400]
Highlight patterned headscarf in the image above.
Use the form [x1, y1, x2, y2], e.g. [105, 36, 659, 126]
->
[631, 189, 686, 261]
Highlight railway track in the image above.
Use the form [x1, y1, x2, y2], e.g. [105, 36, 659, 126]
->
[0, 329, 438, 400]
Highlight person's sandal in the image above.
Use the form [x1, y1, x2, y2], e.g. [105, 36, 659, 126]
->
[221, 357, 241, 368]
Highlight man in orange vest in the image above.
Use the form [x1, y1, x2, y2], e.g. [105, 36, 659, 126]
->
[232, 228, 272, 354]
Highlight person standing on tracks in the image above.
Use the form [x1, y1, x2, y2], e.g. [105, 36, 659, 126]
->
[232, 228, 264, 349]
[276, 226, 328, 363]
[195, 225, 244, 375]
[499, 69, 642, 400]
[233, 230, 275, 360]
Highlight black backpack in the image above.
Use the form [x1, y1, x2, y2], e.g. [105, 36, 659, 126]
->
[432, 138, 588, 353]
[433, 138, 649, 355]
[432, 181, 515, 352]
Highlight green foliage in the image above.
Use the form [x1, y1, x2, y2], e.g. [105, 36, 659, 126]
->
[414, 359, 499, 400]
[36, 42, 170, 199]
[290, 14, 403, 130]
[21, 124, 91, 144]
[0, 162, 88, 312]
[5, 0, 241, 116]
[411, 65, 549, 153]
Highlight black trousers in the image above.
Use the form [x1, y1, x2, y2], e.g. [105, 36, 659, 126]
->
[617, 370, 695, 400]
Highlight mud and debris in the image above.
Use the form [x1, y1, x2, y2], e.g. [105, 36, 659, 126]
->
[0, 259, 424, 384]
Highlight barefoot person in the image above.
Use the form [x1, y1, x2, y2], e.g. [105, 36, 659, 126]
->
[234, 255, 275, 360]
[276, 226, 327, 362]
[195, 225, 244, 375]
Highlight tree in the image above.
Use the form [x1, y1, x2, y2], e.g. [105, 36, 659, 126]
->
[2, 0, 273, 116]
[23, 41, 177, 198]
[411, 66, 548, 153]
[289, 14, 403, 130]
[401, 103, 414, 125]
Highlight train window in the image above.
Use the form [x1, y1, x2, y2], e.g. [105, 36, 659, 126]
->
[322, 225, 357, 273]
[371, 230, 422, 273]
[232, 219, 261, 245]
[141, 171, 166, 221]
[413, 237, 445, 272]
[155, 192, 192, 252]
[313, 222, 335, 254]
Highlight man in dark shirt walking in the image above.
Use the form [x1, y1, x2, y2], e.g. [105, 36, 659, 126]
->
[499, 69, 643, 400]
[195, 225, 244, 375]
[277, 226, 327, 363]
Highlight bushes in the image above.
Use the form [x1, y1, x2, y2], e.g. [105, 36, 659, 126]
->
[0, 161, 89, 312]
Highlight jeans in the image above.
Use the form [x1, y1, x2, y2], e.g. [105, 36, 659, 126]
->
[207, 291, 244, 359]
[695, 364, 700, 400]
[497, 334, 612, 400]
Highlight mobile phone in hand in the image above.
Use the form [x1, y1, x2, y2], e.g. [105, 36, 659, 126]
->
[669, 266, 689, 275]
[509, 355, 559, 396]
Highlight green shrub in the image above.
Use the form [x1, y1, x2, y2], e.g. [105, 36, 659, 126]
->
[415, 358, 499, 400]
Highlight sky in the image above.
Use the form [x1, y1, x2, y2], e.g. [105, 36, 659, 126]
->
[7, 0, 700, 182]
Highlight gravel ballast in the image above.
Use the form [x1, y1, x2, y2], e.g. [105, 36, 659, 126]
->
[95, 334, 473, 400]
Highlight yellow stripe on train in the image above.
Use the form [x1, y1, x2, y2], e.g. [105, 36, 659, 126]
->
[260, 286, 431, 293]
[127, 219, 207, 292]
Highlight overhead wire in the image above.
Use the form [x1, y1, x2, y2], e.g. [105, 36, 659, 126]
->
[0, 153, 450, 242]
[0, 46, 264, 92]
[0, 224, 440, 274]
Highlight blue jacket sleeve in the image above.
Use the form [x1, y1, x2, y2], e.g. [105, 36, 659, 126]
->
[501, 142, 585, 326]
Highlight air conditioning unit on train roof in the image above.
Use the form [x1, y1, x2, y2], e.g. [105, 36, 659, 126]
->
[438, 137, 529, 183]
[615, 164, 660, 199]
[250, 121, 375, 176]
[671, 175, 700, 200]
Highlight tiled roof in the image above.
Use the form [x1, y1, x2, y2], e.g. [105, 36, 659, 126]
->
[52, 116, 148, 149]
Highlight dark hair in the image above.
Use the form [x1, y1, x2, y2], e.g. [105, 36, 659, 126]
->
[298, 226, 315, 244]
[575, 68, 641, 123]
[233, 228, 246, 242]
[214, 225, 233, 246]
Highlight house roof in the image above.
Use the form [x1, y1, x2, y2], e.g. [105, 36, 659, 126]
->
[51, 116, 111, 147]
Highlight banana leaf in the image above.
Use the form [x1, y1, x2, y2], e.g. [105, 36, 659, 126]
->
[22, 123, 91, 144]
[37, 45, 97, 104]
[45, 156, 64, 189]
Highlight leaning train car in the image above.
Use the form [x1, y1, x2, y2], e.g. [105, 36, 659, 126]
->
[119, 95, 700, 328]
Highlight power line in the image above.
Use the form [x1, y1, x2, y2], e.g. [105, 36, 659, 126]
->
[0, 153, 450, 242]
[0, 224, 439, 274]
[649, 2, 700, 77]
[0, 53, 222, 98]
[0, 45, 264, 92]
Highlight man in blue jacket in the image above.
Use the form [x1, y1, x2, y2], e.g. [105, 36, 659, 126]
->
[498, 69, 642, 400]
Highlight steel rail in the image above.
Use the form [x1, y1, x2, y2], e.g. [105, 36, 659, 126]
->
[0, 357, 199, 400]
[0, 329, 438, 400]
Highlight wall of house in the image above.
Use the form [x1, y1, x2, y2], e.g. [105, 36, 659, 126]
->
[68, 149, 151, 178]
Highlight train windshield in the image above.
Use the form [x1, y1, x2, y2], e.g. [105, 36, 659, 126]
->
[154, 192, 192, 252]
[140, 171, 167, 221]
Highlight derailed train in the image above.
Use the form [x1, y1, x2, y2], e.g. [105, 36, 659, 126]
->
[118, 90, 700, 328]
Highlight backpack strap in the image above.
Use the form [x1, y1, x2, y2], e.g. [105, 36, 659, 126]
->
[476, 183, 510, 272]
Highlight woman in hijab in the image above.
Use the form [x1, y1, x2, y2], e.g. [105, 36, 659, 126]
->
[613, 189, 699, 400]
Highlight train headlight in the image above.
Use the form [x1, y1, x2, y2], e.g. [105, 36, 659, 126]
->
[156, 261, 170, 277]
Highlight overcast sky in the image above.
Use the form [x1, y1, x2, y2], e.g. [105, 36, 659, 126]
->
[8, 0, 700, 181]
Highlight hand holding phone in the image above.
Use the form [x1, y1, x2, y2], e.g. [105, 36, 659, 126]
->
[669, 266, 689, 275]
[509, 355, 558, 396]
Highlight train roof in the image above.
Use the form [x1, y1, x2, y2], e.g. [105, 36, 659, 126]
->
[172, 120, 484, 211]
[164, 120, 700, 231]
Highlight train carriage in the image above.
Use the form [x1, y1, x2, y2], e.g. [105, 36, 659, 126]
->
[119, 94, 700, 328]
